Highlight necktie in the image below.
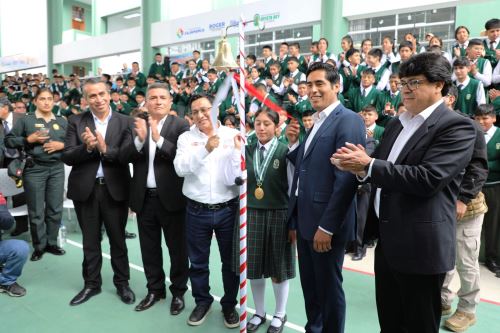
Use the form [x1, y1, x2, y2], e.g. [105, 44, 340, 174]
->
[362, 89, 366, 98]
[457, 84, 464, 91]
[259, 146, 266, 162]
[490, 41, 496, 51]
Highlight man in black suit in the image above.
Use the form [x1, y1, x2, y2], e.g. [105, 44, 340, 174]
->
[332, 52, 476, 333]
[0, 102, 28, 236]
[122, 83, 189, 314]
[62, 78, 135, 306]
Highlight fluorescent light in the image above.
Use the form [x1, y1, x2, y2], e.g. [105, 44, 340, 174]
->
[123, 13, 140, 19]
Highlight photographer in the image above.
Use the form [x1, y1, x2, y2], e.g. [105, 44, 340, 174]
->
[0, 193, 29, 297]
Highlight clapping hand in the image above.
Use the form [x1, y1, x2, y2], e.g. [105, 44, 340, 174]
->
[81, 127, 97, 151]
[331, 142, 372, 175]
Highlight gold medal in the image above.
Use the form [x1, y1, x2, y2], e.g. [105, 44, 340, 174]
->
[254, 186, 264, 200]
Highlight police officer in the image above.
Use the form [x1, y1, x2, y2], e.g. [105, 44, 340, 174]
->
[5, 88, 67, 261]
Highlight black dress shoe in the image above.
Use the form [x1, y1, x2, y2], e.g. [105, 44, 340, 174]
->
[70, 287, 101, 306]
[134, 292, 165, 311]
[247, 313, 266, 332]
[10, 229, 28, 237]
[170, 296, 185, 315]
[352, 247, 366, 261]
[125, 231, 136, 239]
[117, 285, 136, 304]
[223, 307, 240, 328]
[485, 259, 500, 273]
[30, 250, 44, 261]
[187, 304, 211, 326]
[45, 245, 66, 256]
[267, 315, 287, 333]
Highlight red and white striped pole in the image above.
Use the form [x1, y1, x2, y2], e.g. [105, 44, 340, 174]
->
[237, 14, 248, 333]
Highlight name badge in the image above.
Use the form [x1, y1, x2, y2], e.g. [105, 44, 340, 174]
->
[496, 143, 500, 150]
[35, 123, 44, 128]
[466, 93, 471, 100]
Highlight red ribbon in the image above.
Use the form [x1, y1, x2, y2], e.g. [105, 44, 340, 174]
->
[233, 73, 293, 119]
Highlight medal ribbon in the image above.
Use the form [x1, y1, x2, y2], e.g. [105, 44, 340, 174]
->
[253, 137, 279, 186]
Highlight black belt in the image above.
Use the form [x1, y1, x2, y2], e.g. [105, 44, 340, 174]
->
[188, 197, 238, 210]
[95, 177, 106, 185]
[146, 188, 158, 197]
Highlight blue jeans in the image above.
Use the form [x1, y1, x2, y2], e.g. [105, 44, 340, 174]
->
[0, 239, 29, 286]
[186, 201, 239, 310]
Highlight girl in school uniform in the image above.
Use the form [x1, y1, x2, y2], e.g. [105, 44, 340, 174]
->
[240, 109, 296, 333]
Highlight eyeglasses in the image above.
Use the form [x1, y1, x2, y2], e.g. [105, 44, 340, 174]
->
[191, 107, 212, 116]
[398, 79, 427, 91]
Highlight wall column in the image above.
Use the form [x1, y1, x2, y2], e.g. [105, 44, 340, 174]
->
[141, 0, 161, 72]
[321, 0, 348, 55]
[47, 0, 64, 76]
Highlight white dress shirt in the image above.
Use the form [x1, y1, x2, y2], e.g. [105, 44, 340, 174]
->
[368, 99, 444, 217]
[471, 58, 493, 87]
[484, 125, 497, 144]
[134, 115, 167, 188]
[492, 61, 500, 84]
[92, 109, 112, 178]
[174, 125, 240, 204]
[371, 63, 391, 91]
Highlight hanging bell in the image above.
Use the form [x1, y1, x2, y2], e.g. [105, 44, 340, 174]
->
[212, 37, 238, 70]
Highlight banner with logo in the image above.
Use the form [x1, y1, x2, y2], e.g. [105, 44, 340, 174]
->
[151, 0, 321, 47]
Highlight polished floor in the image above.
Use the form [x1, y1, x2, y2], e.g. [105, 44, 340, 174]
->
[1, 212, 499, 333]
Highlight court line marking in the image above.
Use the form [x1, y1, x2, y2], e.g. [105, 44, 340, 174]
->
[66, 238, 306, 333]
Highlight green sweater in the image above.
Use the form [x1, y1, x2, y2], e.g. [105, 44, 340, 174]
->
[486, 127, 500, 184]
[346, 86, 381, 113]
[483, 39, 499, 69]
[455, 79, 480, 116]
[246, 141, 289, 209]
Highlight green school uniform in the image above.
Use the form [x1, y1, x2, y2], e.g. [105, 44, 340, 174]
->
[486, 127, 500, 183]
[455, 79, 480, 116]
[483, 39, 500, 69]
[346, 86, 382, 114]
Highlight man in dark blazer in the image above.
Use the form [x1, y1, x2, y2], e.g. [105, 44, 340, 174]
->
[122, 83, 190, 314]
[62, 78, 135, 306]
[332, 52, 477, 333]
[0, 102, 28, 236]
[285, 62, 365, 333]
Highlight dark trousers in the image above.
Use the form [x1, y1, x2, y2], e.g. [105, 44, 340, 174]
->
[374, 243, 446, 333]
[73, 182, 129, 289]
[137, 194, 188, 297]
[355, 184, 371, 250]
[297, 231, 347, 333]
[185, 200, 239, 310]
[23, 163, 64, 251]
[482, 184, 500, 263]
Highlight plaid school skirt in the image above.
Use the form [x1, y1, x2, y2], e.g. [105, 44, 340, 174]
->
[233, 208, 296, 281]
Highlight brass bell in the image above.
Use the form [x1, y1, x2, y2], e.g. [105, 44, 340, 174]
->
[212, 37, 238, 70]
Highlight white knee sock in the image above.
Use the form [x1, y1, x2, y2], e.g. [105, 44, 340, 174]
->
[250, 278, 266, 325]
[271, 280, 289, 327]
